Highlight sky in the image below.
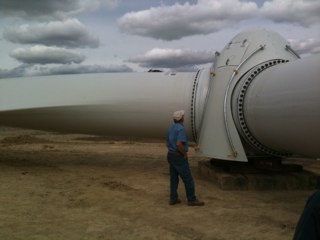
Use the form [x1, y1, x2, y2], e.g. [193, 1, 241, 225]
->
[0, 0, 319, 78]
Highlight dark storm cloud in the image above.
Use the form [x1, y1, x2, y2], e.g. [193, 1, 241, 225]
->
[0, 64, 30, 79]
[0, 0, 122, 19]
[0, 0, 83, 18]
[4, 19, 99, 48]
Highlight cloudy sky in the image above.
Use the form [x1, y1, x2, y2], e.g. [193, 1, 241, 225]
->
[0, 0, 319, 78]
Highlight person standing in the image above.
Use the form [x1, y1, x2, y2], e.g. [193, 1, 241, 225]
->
[166, 110, 204, 206]
[293, 190, 320, 240]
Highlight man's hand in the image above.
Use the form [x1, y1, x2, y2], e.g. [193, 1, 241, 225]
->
[176, 141, 188, 158]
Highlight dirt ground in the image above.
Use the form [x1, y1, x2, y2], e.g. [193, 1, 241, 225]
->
[0, 127, 318, 240]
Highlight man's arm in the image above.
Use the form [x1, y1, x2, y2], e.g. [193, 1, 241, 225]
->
[177, 141, 188, 158]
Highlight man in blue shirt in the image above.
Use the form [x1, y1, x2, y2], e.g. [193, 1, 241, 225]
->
[167, 110, 204, 206]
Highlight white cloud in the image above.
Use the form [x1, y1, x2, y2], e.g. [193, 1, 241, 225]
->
[0, 63, 133, 79]
[4, 18, 99, 48]
[118, 0, 258, 41]
[10, 46, 86, 64]
[118, 0, 320, 41]
[1, 0, 319, 76]
[127, 48, 214, 68]
[32, 63, 133, 75]
[289, 38, 320, 55]
[261, 0, 320, 26]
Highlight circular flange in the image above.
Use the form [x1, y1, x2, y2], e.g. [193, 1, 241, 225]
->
[237, 59, 292, 157]
[190, 70, 200, 142]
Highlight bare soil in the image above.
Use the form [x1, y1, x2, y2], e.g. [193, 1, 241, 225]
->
[0, 127, 318, 240]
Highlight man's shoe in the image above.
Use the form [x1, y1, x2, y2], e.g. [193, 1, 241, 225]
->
[187, 199, 205, 206]
[169, 199, 181, 205]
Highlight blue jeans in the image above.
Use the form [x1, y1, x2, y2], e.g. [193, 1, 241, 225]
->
[167, 152, 196, 202]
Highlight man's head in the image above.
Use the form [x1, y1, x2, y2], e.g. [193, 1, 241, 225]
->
[173, 110, 185, 123]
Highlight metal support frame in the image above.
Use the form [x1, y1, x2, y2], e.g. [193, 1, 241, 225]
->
[223, 45, 265, 157]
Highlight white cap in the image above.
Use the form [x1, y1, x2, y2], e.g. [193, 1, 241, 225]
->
[173, 110, 185, 121]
